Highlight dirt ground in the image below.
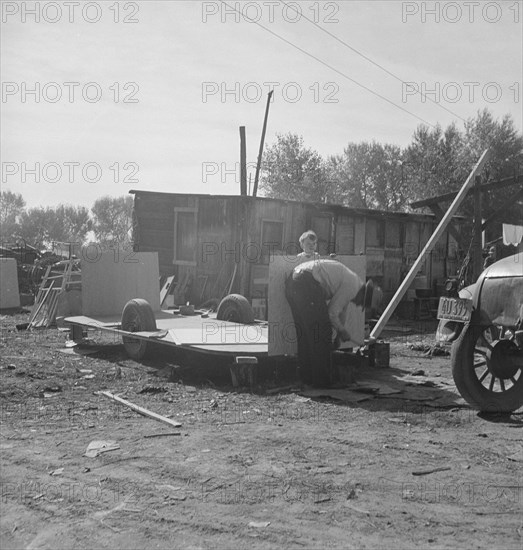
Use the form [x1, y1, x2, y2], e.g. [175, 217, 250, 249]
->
[1, 310, 522, 550]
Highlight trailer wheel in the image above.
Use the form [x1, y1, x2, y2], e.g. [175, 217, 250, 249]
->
[121, 298, 157, 360]
[216, 294, 255, 324]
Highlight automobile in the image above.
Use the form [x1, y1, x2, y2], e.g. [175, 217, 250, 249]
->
[437, 252, 523, 413]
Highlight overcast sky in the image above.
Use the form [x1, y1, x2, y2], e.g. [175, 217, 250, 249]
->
[1, 0, 522, 208]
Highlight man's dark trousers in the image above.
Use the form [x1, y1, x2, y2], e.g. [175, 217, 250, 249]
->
[285, 270, 332, 387]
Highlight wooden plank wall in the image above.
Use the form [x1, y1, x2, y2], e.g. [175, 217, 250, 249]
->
[134, 194, 200, 306]
[194, 197, 239, 304]
[242, 199, 309, 318]
[244, 198, 290, 304]
[384, 219, 403, 296]
[335, 215, 356, 255]
[134, 193, 186, 273]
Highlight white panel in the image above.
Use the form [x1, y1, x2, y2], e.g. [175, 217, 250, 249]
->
[82, 251, 160, 316]
[0, 258, 20, 308]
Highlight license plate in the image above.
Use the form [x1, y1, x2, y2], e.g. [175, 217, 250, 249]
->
[437, 297, 472, 322]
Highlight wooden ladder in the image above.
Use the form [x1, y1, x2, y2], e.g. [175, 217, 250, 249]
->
[29, 259, 78, 328]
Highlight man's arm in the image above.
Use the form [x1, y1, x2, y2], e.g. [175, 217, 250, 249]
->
[328, 288, 351, 337]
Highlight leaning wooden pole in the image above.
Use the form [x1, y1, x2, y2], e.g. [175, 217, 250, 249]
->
[369, 149, 491, 341]
[252, 90, 274, 197]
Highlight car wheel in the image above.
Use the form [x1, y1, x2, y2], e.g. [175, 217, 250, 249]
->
[451, 323, 523, 413]
[121, 298, 157, 360]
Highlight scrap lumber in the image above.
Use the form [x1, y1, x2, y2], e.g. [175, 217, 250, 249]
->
[98, 391, 182, 428]
[29, 281, 54, 325]
[31, 265, 51, 310]
[32, 288, 61, 328]
[160, 275, 175, 307]
[172, 270, 191, 305]
[198, 275, 208, 303]
[211, 262, 228, 299]
[144, 432, 181, 438]
[29, 258, 79, 328]
[224, 263, 238, 297]
[412, 466, 451, 476]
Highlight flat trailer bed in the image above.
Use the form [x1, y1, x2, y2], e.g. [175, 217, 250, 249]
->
[65, 310, 269, 357]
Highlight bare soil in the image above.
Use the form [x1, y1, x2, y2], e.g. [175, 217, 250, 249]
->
[1, 311, 522, 550]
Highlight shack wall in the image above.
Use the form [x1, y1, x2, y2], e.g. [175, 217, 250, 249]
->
[131, 191, 456, 312]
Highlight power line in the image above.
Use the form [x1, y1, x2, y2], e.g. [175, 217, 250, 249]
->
[279, 0, 466, 122]
[220, 1, 435, 127]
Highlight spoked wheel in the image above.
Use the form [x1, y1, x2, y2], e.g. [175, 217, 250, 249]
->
[121, 299, 157, 360]
[451, 324, 523, 413]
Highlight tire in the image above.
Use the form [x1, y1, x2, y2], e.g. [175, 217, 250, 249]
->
[121, 298, 157, 360]
[451, 323, 523, 413]
[216, 294, 255, 324]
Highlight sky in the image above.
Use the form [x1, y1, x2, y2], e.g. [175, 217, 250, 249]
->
[1, 0, 522, 209]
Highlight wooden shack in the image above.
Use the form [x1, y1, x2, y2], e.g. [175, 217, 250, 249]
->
[130, 190, 461, 317]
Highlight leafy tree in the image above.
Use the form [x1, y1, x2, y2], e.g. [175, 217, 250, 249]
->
[260, 133, 338, 203]
[403, 110, 523, 259]
[371, 144, 407, 211]
[91, 195, 134, 246]
[326, 142, 407, 211]
[404, 111, 522, 205]
[460, 110, 523, 233]
[327, 144, 372, 208]
[402, 122, 466, 202]
[258, 110, 522, 215]
[0, 191, 26, 243]
[462, 109, 523, 180]
[19, 205, 91, 247]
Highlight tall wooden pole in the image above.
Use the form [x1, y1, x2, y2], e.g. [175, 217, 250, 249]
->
[253, 90, 274, 197]
[472, 175, 483, 279]
[239, 126, 247, 196]
[370, 149, 490, 341]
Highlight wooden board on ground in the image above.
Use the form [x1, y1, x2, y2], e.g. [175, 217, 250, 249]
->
[82, 251, 160, 316]
[268, 255, 366, 356]
[98, 391, 182, 428]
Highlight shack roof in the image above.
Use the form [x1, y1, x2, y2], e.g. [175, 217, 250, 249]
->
[128, 190, 458, 222]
